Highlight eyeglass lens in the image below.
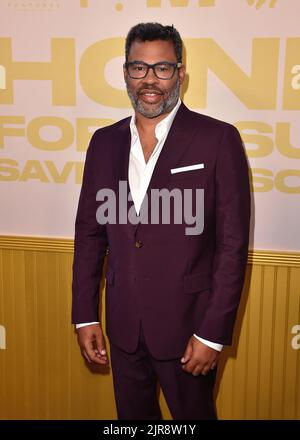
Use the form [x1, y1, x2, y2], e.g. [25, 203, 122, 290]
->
[127, 63, 175, 79]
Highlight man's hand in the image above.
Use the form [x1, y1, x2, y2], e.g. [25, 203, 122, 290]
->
[181, 336, 219, 376]
[76, 324, 108, 365]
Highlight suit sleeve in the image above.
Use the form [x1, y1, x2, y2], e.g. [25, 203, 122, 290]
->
[71, 132, 108, 324]
[197, 125, 251, 345]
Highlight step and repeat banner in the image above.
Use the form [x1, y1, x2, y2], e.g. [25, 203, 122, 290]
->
[0, 0, 299, 250]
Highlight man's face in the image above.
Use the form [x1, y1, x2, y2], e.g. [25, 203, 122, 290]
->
[124, 39, 185, 119]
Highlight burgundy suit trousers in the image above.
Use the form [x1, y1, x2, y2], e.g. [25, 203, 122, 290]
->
[109, 323, 217, 420]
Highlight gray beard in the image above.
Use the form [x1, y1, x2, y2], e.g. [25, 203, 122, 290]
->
[126, 78, 180, 119]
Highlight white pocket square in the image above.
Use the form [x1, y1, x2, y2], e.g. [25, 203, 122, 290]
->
[170, 163, 204, 174]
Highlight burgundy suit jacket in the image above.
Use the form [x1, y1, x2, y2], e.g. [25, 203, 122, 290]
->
[72, 102, 251, 360]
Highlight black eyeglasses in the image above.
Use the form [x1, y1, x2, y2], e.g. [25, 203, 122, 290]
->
[124, 61, 182, 80]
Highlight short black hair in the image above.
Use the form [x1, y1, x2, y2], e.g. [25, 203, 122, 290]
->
[125, 22, 182, 63]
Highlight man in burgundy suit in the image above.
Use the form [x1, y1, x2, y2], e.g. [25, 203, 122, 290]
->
[72, 23, 250, 420]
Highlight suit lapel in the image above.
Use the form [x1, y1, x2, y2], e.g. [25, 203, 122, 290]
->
[114, 117, 137, 228]
[144, 102, 199, 195]
[115, 117, 131, 185]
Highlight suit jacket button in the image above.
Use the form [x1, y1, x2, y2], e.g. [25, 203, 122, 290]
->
[135, 240, 143, 248]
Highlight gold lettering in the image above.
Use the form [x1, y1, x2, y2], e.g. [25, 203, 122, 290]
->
[79, 38, 130, 108]
[276, 123, 300, 159]
[0, 158, 19, 181]
[283, 38, 300, 109]
[19, 160, 49, 182]
[0, 116, 25, 148]
[198, 0, 215, 5]
[27, 116, 74, 151]
[184, 38, 279, 109]
[76, 118, 115, 151]
[45, 161, 74, 183]
[235, 121, 273, 157]
[0, 159, 85, 183]
[251, 168, 274, 192]
[0, 38, 76, 105]
[275, 170, 300, 193]
[75, 161, 84, 184]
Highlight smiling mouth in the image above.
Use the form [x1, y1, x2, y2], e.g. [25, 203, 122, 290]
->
[138, 91, 163, 103]
[139, 89, 163, 96]
[142, 92, 161, 96]
[139, 92, 162, 105]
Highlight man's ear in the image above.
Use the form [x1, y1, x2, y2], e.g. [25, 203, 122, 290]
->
[123, 66, 128, 83]
[178, 64, 186, 86]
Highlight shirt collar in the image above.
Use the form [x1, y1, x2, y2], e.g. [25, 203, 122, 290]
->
[129, 98, 182, 143]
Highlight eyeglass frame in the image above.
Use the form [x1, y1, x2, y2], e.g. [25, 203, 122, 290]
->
[123, 60, 183, 80]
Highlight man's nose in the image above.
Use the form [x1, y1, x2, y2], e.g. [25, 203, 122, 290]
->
[143, 66, 159, 83]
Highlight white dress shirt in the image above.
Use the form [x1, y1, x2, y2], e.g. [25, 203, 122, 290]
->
[76, 99, 223, 352]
